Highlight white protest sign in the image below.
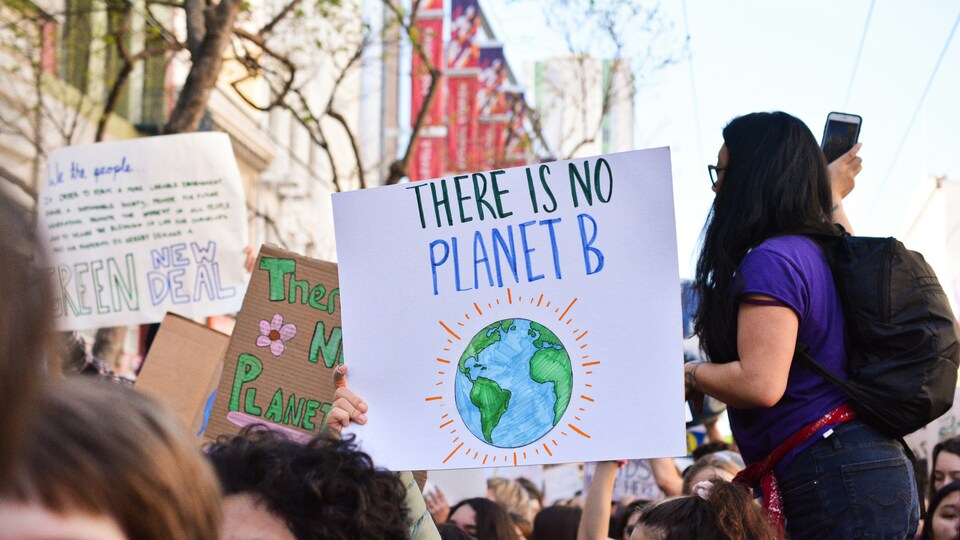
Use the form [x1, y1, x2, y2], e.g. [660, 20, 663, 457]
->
[542, 463, 583, 505]
[582, 460, 665, 502]
[332, 148, 685, 471]
[38, 133, 249, 331]
[424, 468, 489, 507]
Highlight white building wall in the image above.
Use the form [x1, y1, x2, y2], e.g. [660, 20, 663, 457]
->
[901, 176, 960, 316]
[531, 56, 633, 160]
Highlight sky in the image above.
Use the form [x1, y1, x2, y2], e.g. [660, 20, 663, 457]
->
[480, 0, 960, 278]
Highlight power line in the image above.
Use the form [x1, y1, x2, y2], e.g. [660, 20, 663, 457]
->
[843, 0, 875, 109]
[867, 9, 960, 219]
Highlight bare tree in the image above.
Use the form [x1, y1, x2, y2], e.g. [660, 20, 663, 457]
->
[1, 0, 446, 361]
[523, 0, 683, 159]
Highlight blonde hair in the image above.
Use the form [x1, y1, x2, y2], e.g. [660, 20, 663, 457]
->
[3, 378, 222, 539]
[488, 476, 536, 523]
[682, 452, 744, 495]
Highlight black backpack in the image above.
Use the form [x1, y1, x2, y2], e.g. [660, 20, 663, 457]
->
[797, 226, 960, 438]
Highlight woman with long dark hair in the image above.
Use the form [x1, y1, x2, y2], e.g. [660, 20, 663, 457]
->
[683, 112, 918, 539]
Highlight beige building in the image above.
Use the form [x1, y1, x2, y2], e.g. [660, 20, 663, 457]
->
[527, 56, 634, 160]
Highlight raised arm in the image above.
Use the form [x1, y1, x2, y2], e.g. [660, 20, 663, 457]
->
[578, 461, 619, 540]
[827, 143, 862, 234]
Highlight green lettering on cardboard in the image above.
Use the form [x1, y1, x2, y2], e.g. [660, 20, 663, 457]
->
[289, 274, 310, 304]
[283, 394, 306, 427]
[244, 389, 260, 415]
[265, 388, 284, 422]
[260, 257, 297, 301]
[308, 322, 343, 368]
[302, 400, 322, 431]
[308, 284, 327, 311]
[316, 402, 333, 432]
[229, 353, 263, 414]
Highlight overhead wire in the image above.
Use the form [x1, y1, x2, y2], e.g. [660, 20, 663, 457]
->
[867, 9, 960, 218]
[843, 0, 875, 109]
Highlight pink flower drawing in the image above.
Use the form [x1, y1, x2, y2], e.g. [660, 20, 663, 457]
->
[257, 314, 296, 357]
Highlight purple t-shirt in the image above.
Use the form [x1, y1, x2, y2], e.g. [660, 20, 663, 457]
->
[727, 235, 849, 467]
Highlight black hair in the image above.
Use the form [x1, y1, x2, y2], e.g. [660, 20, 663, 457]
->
[448, 497, 516, 540]
[436, 523, 474, 540]
[612, 500, 652, 540]
[921, 480, 960, 540]
[532, 505, 582, 540]
[206, 428, 409, 539]
[694, 111, 835, 362]
[930, 436, 960, 502]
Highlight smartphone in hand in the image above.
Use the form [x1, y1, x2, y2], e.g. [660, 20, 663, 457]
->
[821, 112, 862, 163]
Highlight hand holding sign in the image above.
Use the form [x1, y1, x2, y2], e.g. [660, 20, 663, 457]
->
[327, 365, 368, 435]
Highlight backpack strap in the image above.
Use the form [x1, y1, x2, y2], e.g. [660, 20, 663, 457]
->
[794, 344, 926, 517]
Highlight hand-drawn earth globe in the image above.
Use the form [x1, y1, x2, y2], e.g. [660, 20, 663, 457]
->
[455, 318, 572, 448]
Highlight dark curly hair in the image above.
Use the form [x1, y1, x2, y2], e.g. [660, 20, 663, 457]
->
[206, 427, 410, 539]
[636, 480, 776, 540]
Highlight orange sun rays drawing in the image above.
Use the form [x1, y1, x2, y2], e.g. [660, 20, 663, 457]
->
[425, 288, 597, 466]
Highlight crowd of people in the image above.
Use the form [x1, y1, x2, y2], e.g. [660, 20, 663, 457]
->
[1, 110, 959, 539]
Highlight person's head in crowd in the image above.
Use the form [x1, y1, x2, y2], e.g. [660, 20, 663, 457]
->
[0, 378, 222, 539]
[921, 481, 960, 540]
[930, 436, 960, 501]
[488, 477, 536, 524]
[630, 480, 776, 540]
[448, 497, 517, 540]
[437, 522, 475, 540]
[681, 452, 744, 495]
[531, 505, 581, 540]
[690, 440, 734, 461]
[206, 427, 409, 539]
[516, 477, 544, 514]
[612, 500, 652, 540]
[0, 189, 56, 483]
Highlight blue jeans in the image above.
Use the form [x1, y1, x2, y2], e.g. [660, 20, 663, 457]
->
[776, 420, 919, 540]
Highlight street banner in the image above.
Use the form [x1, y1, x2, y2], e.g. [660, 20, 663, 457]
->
[204, 244, 342, 442]
[38, 133, 249, 331]
[478, 46, 507, 117]
[332, 148, 685, 471]
[448, 0, 480, 70]
[477, 119, 505, 171]
[410, 131, 447, 182]
[446, 71, 479, 172]
[410, 9, 444, 129]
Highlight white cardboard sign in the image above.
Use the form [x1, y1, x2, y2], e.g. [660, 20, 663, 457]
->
[332, 148, 685, 470]
[38, 133, 249, 330]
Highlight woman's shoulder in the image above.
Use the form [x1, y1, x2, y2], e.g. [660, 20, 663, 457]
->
[741, 235, 828, 279]
[751, 235, 823, 261]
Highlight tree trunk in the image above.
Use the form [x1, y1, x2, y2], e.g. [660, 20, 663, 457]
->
[164, 0, 242, 134]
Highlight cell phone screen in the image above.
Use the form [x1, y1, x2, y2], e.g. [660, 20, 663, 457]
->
[822, 120, 860, 163]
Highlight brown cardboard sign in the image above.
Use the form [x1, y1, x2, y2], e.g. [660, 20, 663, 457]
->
[205, 245, 341, 441]
[136, 313, 229, 435]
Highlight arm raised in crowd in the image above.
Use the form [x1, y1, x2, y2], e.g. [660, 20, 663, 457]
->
[827, 143, 862, 234]
[577, 461, 619, 540]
